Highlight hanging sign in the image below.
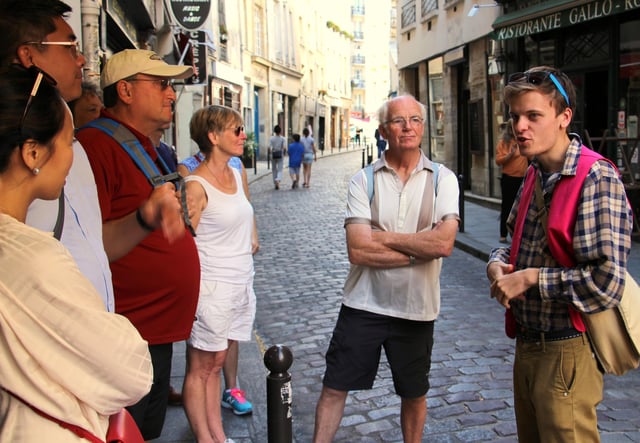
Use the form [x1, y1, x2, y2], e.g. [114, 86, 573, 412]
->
[168, 0, 211, 31]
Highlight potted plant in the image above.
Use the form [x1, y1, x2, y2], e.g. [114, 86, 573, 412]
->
[242, 132, 255, 168]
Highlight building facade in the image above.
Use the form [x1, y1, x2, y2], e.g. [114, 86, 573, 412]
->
[397, 0, 640, 232]
[65, 0, 355, 162]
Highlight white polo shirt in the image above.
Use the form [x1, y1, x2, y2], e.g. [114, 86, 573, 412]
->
[342, 152, 459, 321]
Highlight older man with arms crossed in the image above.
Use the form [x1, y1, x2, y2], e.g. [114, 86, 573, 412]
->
[313, 95, 459, 443]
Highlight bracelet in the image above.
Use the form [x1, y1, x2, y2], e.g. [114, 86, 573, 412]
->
[135, 207, 155, 232]
[409, 255, 416, 266]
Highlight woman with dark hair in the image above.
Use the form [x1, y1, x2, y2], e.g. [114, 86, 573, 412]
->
[0, 65, 152, 441]
[183, 105, 256, 443]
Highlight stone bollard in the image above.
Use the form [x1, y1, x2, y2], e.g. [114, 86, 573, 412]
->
[264, 344, 293, 443]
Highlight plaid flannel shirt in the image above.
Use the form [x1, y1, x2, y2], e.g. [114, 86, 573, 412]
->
[489, 139, 633, 331]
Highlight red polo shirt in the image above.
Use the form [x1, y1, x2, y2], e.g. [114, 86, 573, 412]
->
[77, 110, 199, 344]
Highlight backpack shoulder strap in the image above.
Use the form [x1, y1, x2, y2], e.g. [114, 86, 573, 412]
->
[365, 164, 375, 203]
[85, 118, 196, 237]
[432, 162, 440, 196]
[85, 118, 170, 183]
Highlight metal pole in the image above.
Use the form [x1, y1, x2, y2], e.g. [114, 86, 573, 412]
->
[80, 0, 101, 87]
[458, 174, 465, 232]
[264, 345, 293, 443]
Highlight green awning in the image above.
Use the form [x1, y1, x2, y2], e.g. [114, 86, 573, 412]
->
[493, 0, 640, 40]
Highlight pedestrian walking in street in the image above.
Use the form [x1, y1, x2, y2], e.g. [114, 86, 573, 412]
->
[288, 133, 304, 188]
[269, 124, 286, 189]
[375, 127, 387, 158]
[313, 95, 460, 443]
[301, 127, 317, 187]
[495, 119, 527, 243]
[182, 105, 257, 443]
[76, 49, 200, 440]
[487, 66, 633, 443]
[0, 64, 152, 442]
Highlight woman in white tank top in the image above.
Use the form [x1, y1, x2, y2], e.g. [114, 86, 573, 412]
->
[182, 105, 257, 443]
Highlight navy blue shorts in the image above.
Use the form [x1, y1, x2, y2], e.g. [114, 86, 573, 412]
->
[322, 305, 434, 398]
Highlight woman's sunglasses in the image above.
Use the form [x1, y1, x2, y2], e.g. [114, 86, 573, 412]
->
[507, 70, 571, 107]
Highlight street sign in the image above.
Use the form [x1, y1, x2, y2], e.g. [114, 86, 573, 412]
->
[168, 0, 211, 31]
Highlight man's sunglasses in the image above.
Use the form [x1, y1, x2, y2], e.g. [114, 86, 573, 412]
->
[19, 66, 57, 135]
[507, 70, 571, 107]
[23, 41, 82, 59]
[127, 78, 175, 90]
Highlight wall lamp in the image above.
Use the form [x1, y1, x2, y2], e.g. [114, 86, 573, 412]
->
[468, 2, 499, 17]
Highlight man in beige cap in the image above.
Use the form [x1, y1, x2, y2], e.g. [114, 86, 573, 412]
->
[76, 49, 200, 440]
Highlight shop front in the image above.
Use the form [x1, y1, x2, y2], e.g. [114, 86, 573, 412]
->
[492, 0, 640, 237]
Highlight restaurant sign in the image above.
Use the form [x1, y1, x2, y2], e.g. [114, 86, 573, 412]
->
[168, 0, 211, 31]
[494, 0, 640, 40]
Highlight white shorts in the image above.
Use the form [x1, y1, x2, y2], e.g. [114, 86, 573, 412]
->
[188, 279, 256, 352]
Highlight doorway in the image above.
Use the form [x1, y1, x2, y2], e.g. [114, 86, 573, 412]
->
[568, 69, 609, 141]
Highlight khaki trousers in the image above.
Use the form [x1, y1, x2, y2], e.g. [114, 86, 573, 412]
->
[513, 334, 603, 443]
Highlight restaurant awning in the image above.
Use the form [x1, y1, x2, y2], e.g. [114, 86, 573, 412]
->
[492, 0, 640, 40]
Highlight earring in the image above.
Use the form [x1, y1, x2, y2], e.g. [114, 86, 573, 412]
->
[32, 167, 40, 175]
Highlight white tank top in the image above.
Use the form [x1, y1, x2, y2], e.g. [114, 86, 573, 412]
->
[184, 170, 254, 284]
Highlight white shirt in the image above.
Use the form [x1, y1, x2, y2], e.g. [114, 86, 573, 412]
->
[25, 140, 114, 312]
[185, 171, 254, 284]
[342, 152, 459, 321]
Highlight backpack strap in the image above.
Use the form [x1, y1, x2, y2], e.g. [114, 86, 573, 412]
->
[53, 189, 64, 240]
[85, 118, 195, 237]
[366, 161, 440, 231]
[366, 161, 439, 202]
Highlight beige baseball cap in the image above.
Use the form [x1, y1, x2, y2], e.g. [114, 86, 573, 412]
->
[101, 49, 193, 89]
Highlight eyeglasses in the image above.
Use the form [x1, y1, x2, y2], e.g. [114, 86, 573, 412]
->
[507, 70, 571, 107]
[127, 78, 175, 90]
[19, 67, 57, 135]
[24, 41, 82, 58]
[228, 125, 244, 136]
[384, 116, 424, 128]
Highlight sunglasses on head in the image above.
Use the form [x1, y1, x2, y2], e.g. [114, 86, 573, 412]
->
[19, 66, 57, 134]
[507, 70, 571, 107]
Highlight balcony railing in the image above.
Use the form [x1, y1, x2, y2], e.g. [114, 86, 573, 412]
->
[353, 31, 364, 40]
[351, 5, 365, 16]
[351, 55, 365, 65]
[351, 79, 366, 88]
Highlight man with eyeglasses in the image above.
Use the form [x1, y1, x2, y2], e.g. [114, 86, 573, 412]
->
[487, 66, 632, 442]
[75, 49, 200, 440]
[0, 0, 117, 312]
[313, 95, 460, 443]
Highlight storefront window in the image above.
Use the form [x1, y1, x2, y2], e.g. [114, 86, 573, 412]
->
[523, 36, 556, 68]
[620, 20, 640, 139]
[428, 57, 444, 159]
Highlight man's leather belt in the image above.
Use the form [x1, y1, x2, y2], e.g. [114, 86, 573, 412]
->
[516, 327, 583, 343]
